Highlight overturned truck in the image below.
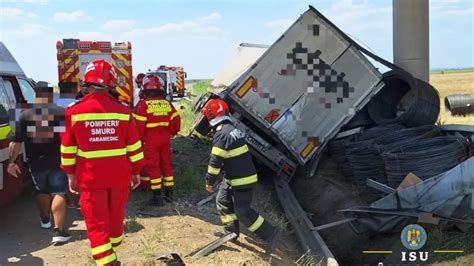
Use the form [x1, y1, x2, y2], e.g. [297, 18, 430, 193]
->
[192, 5, 459, 265]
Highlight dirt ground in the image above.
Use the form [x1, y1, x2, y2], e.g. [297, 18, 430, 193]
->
[0, 134, 302, 265]
[0, 188, 300, 266]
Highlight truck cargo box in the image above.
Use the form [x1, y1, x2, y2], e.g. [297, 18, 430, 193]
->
[224, 7, 384, 165]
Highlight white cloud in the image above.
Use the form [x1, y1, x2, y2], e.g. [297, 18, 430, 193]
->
[27, 12, 40, 19]
[0, 7, 24, 18]
[198, 12, 222, 22]
[4, 23, 51, 37]
[19, 0, 48, 4]
[0, 7, 39, 20]
[265, 19, 293, 29]
[326, 0, 392, 32]
[433, 7, 474, 17]
[101, 19, 136, 31]
[73, 32, 105, 39]
[53, 10, 92, 22]
[130, 12, 223, 37]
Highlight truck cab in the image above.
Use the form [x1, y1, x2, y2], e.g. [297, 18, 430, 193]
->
[0, 42, 36, 207]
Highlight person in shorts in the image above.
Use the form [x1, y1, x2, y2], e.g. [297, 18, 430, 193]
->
[8, 82, 71, 244]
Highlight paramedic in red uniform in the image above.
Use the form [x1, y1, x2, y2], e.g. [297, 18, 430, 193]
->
[61, 59, 144, 265]
[133, 74, 180, 206]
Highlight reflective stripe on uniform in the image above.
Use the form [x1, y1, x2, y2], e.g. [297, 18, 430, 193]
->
[163, 176, 174, 187]
[72, 113, 130, 122]
[207, 165, 221, 175]
[151, 178, 162, 189]
[146, 122, 169, 128]
[61, 145, 78, 154]
[0, 125, 11, 141]
[220, 213, 238, 224]
[91, 242, 112, 256]
[163, 176, 174, 181]
[126, 141, 141, 152]
[226, 144, 249, 158]
[77, 148, 127, 159]
[225, 174, 258, 187]
[151, 178, 162, 184]
[133, 113, 147, 121]
[61, 157, 76, 166]
[248, 215, 264, 232]
[211, 144, 249, 159]
[141, 176, 150, 181]
[96, 253, 117, 265]
[129, 152, 144, 162]
[171, 112, 180, 119]
[110, 234, 124, 244]
[211, 146, 227, 158]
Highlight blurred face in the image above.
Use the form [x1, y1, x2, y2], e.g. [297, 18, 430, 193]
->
[18, 103, 65, 143]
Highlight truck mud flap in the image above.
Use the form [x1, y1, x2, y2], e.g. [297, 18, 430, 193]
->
[273, 175, 338, 266]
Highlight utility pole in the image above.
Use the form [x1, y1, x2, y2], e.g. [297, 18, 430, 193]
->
[393, 0, 429, 82]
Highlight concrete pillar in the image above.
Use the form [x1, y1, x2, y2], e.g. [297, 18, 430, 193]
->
[393, 0, 429, 82]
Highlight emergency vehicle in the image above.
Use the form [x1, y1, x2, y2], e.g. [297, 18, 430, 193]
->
[56, 39, 135, 105]
[0, 42, 36, 207]
[149, 65, 187, 98]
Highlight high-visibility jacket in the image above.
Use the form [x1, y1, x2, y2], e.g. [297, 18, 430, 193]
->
[133, 96, 180, 147]
[0, 104, 10, 141]
[60, 93, 145, 189]
[205, 122, 258, 189]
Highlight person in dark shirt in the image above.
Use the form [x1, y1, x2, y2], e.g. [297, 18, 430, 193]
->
[8, 82, 71, 244]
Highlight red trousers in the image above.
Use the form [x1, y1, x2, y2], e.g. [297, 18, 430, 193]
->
[80, 186, 129, 265]
[141, 144, 174, 190]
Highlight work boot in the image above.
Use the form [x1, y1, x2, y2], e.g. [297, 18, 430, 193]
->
[164, 187, 174, 203]
[149, 190, 164, 206]
[265, 229, 280, 255]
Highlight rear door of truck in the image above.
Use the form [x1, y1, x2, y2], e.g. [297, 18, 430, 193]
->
[227, 7, 384, 165]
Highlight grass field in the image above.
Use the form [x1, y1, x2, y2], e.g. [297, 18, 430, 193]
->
[431, 70, 474, 125]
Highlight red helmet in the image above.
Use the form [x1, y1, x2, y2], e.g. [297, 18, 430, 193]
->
[202, 99, 231, 126]
[142, 74, 163, 91]
[83, 59, 116, 88]
[135, 73, 145, 86]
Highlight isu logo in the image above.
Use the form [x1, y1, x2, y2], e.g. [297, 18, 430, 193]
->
[400, 224, 428, 262]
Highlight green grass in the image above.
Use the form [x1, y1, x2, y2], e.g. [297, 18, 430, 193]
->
[430, 68, 474, 74]
[427, 225, 474, 265]
[187, 80, 212, 97]
[124, 216, 144, 233]
[172, 136, 210, 197]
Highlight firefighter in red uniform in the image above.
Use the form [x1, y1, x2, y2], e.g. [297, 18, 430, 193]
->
[202, 99, 279, 254]
[133, 74, 180, 206]
[61, 59, 144, 265]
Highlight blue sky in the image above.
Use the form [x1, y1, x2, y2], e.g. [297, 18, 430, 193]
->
[0, 0, 473, 84]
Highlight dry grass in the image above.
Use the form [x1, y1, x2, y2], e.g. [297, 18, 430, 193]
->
[430, 71, 474, 125]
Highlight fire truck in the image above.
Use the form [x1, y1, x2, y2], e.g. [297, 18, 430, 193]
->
[149, 65, 187, 98]
[56, 39, 134, 105]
